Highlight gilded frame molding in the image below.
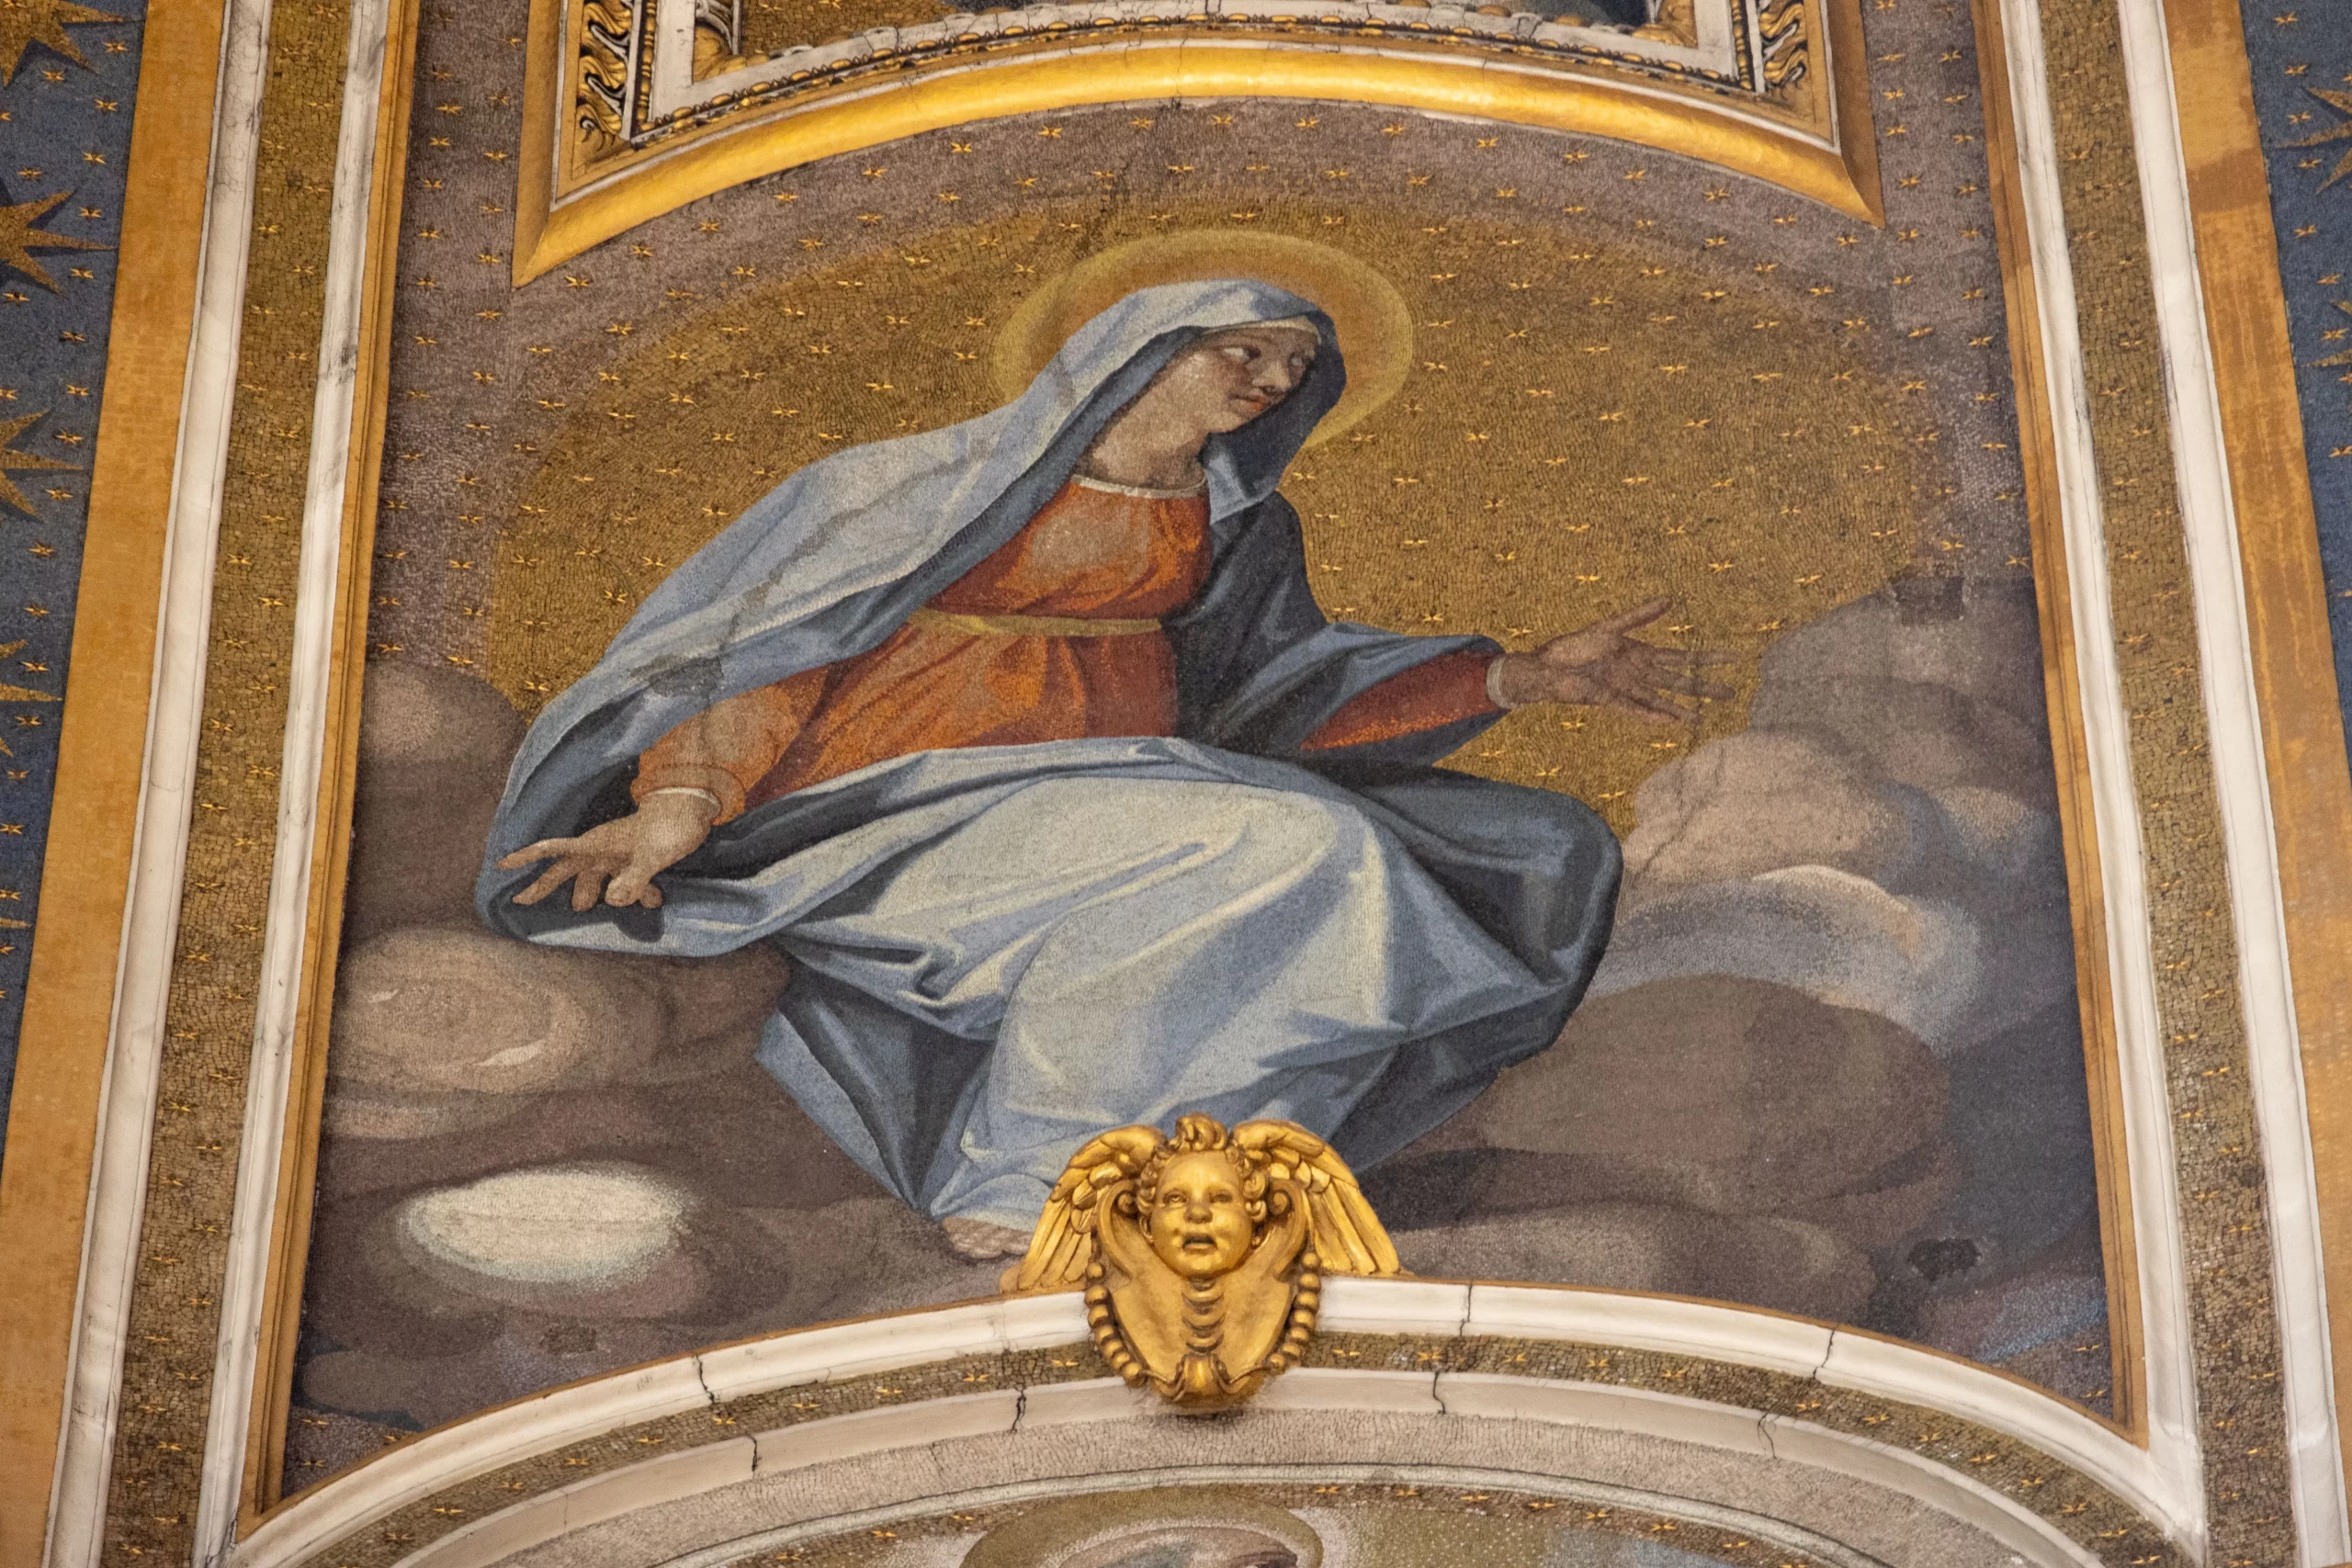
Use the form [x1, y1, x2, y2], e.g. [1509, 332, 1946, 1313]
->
[235, 0, 425, 1524]
[512, 0, 1884, 282]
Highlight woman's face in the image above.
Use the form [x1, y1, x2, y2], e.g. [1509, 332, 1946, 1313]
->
[1143, 325, 1319, 437]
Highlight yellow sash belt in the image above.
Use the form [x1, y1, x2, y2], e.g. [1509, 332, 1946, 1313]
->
[909, 607, 1164, 637]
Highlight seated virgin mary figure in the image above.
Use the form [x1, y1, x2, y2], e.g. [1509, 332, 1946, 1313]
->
[481, 278, 1724, 1259]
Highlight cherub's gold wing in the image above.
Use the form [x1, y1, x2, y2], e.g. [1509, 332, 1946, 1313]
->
[1232, 1120, 1405, 1277]
[1005, 1124, 1165, 1293]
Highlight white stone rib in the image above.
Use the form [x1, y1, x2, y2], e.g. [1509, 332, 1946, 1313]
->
[1993, 0, 2207, 1547]
[227, 1282, 2190, 1568]
[232, 1294, 1095, 1568]
[650, 1458, 1903, 1568]
[188, 0, 397, 1557]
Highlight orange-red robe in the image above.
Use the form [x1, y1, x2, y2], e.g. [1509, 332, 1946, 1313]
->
[634, 477, 1498, 821]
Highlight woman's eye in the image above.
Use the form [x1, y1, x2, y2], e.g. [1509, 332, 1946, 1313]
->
[1218, 345, 1251, 362]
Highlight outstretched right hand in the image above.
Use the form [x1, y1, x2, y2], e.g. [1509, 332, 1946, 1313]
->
[496, 790, 718, 911]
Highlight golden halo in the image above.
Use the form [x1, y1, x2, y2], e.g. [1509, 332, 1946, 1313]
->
[993, 231, 1414, 447]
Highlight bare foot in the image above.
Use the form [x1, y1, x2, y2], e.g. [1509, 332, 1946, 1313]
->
[944, 1217, 1030, 1261]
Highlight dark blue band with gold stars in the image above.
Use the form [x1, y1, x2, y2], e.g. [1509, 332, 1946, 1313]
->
[2241, 0, 2352, 728]
[0, 0, 147, 1146]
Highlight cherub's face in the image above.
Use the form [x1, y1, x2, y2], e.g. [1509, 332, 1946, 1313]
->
[1147, 1152, 1257, 1279]
[1148, 325, 1318, 435]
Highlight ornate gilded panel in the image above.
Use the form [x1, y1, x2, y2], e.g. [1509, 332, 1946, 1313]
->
[516, 0, 1875, 279]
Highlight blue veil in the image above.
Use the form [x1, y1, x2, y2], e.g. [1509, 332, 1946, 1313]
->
[482, 279, 1364, 876]
[475, 278, 1623, 1225]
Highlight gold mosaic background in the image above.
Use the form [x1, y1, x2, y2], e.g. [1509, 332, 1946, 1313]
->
[306, 17, 2107, 1486]
[488, 199, 1930, 831]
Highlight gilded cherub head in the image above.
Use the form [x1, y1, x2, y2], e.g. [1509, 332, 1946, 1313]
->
[1136, 1115, 1272, 1280]
[1006, 1113, 1403, 1407]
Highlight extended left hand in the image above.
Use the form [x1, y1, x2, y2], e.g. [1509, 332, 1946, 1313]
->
[1491, 597, 1734, 724]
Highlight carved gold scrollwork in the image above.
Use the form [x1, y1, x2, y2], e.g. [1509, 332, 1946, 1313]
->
[1008, 1114, 1403, 1409]
[1758, 0, 1808, 90]
[693, 0, 738, 51]
[691, 0, 745, 77]
[1634, 0, 1699, 48]
[515, 0, 1882, 281]
[574, 0, 636, 149]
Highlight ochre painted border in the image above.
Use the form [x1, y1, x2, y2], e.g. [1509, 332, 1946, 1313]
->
[238, 0, 425, 1525]
[1973, 0, 2146, 1443]
[514, 12, 1885, 283]
[0, 1, 232, 1560]
[2163, 0, 2352, 1514]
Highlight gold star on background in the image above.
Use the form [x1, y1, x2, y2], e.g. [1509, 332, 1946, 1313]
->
[2311, 300, 2352, 407]
[2287, 88, 2352, 191]
[0, 412, 80, 516]
[0, 0, 121, 85]
[0, 637, 51, 701]
[0, 189, 107, 290]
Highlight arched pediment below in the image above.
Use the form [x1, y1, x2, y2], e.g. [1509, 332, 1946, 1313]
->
[234, 1284, 2190, 1568]
[514, 0, 1883, 280]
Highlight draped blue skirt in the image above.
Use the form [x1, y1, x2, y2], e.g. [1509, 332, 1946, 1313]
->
[486, 736, 1620, 1229]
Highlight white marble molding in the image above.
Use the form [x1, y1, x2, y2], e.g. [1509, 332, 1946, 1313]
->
[190, 0, 400, 1555]
[654, 1464, 1902, 1568]
[226, 1280, 2177, 1568]
[1991, 0, 2210, 1545]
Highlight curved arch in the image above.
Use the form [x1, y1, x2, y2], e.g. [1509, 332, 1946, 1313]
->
[656, 1465, 1907, 1568]
[231, 1282, 2188, 1568]
[513, 22, 1883, 282]
[409, 1425, 2092, 1568]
